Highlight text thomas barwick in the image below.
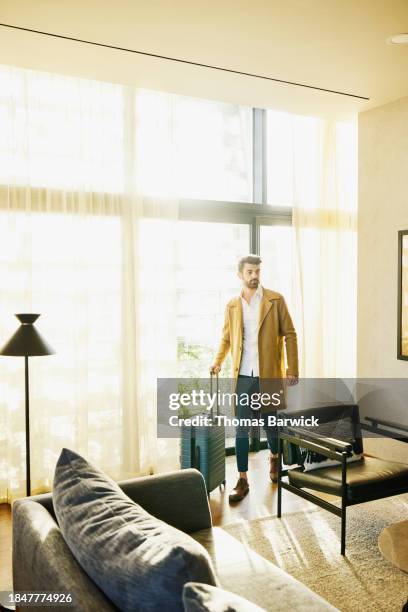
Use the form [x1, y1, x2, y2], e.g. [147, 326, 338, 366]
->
[169, 415, 319, 427]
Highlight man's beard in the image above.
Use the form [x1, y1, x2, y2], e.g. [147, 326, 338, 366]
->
[245, 279, 259, 288]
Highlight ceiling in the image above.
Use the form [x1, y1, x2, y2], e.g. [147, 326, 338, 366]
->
[1, 0, 408, 118]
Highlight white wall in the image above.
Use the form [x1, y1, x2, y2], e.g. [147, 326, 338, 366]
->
[358, 95, 408, 461]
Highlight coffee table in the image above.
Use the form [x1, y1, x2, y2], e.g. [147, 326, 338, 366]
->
[378, 521, 408, 572]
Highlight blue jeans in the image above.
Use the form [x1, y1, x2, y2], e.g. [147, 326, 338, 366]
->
[235, 375, 279, 473]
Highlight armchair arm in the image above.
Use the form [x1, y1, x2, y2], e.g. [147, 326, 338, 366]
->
[284, 425, 353, 454]
[119, 468, 212, 533]
[279, 430, 351, 462]
[362, 416, 408, 443]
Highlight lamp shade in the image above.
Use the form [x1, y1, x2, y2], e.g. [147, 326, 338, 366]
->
[0, 314, 55, 357]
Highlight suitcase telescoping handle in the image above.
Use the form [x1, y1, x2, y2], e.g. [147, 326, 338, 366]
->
[210, 372, 220, 419]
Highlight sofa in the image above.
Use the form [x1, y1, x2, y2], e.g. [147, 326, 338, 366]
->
[13, 468, 337, 611]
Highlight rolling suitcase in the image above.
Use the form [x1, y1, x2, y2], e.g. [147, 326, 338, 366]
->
[180, 373, 226, 495]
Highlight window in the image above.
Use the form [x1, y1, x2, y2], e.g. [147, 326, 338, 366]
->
[136, 91, 253, 202]
[135, 96, 293, 383]
[0, 65, 358, 492]
[0, 68, 124, 193]
[176, 221, 250, 377]
[266, 111, 295, 207]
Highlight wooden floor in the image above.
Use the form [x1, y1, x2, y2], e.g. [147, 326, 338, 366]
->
[0, 449, 319, 591]
[210, 448, 316, 525]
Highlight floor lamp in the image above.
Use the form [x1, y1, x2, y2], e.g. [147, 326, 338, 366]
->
[0, 314, 55, 497]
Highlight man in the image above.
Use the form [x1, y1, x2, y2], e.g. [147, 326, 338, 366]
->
[210, 254, 298, 503]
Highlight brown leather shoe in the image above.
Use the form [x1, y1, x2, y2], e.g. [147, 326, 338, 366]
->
[269, 454, 278, 483]
[229, 478, 249, 503]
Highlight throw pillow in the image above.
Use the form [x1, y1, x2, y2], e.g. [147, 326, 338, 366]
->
[182, 582, 266, 612]
[53, 448, 217, 612]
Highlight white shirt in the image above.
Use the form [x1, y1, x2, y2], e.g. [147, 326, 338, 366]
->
[239, 285, 263, 377]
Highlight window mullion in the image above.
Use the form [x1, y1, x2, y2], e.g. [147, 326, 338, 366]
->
[253, 108, 267, 205]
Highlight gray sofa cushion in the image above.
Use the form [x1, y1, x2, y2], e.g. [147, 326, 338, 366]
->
[183, 582, 266, 611]
[191, 527, 338, 611]
[53, 448, 217, 612]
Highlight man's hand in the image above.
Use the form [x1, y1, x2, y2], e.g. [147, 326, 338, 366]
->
[210, 364, 221, 375]
[287, 374, 299, 386]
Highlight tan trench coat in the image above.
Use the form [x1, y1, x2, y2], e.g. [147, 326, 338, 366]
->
[214, 287, 299, 411]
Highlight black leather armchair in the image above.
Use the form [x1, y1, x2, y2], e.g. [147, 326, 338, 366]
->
[277, 404, 408, 555]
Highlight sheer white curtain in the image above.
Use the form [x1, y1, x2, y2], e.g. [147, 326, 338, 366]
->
[292, 118, 357, 378]
[267, 111, 357, 378]
[0, 66, 179, 502]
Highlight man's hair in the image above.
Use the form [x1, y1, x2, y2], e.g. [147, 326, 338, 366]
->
[238, 254, 262, 273]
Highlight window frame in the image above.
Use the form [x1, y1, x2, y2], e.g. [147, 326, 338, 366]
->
[176, 108, 292, 254]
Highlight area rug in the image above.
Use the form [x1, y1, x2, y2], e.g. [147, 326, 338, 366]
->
[222, 494, 408, 611]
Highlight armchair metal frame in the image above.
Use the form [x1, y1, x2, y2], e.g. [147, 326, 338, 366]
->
[277, 411, 408, 555]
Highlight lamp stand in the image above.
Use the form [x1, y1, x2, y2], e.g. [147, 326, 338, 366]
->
[24, 356, 31, 497]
